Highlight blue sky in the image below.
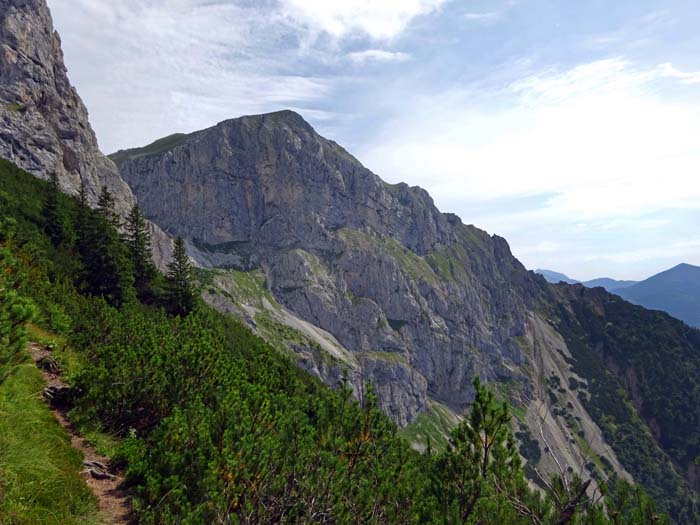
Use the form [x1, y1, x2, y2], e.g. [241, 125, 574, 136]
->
[48, 0, 700, 280]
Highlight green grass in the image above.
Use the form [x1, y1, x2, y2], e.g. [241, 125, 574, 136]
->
[399, 401, 460, 451]
[291, 248, 329, 279]
[337, 228, 440, 284]
[199, 268, 276, 309]
[24, 324, 120, 458]
[0, 352, 98, 525]
[3, 102, 27, 113]
[108, 133, 188, 167]
[25, 324, 82, 382]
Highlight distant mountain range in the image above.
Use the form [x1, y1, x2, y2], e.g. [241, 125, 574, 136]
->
[535, 269, 637, 291]
[582, 277, 639, 291]
[618, 263, 700, 328]
[536, 264, 700, 327]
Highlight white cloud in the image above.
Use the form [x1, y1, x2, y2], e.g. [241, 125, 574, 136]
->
[47, 0, 335, 152]
[361, 58, 700, 218]
[516, 240, 566, 255]
[347, 49, 411, 64]
[359, 57, 700, 278]
[463, 11, 502, 22]
[657, 62, 700, 84]
[47, 0, 444, 152]
[584, 238, 700, 269]
[463, 1, 516, 24]
[279, 0, 448, 39]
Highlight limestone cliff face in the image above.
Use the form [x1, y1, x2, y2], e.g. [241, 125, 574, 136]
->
[0, 0, 171, 265]
[0, 0, 130, 210]
[116, 110, 547, 424]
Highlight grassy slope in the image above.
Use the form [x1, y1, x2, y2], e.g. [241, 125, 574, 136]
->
[0, 158, 104, 523]
[108, 133, 188, 167]
[0, 351, 98, 525]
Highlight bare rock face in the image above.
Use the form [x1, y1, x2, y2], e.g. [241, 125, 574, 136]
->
[116, 110, 547, 423]
[0, 0, 171, 265]
[0, 0, 131, 211]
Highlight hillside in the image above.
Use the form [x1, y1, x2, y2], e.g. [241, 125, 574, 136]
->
[582, 277, 638, 292]
[1, 0, 700, 521]
[115, 113, 700, 520]
[617, 263, 700, 328]
[536, 270, 637, 292]
[2, 154, 676, 525]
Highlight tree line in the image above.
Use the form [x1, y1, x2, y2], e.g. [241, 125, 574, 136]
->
[42, 172, 196, 315]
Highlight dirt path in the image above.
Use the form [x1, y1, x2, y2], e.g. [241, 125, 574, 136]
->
[28, 342, 133, 525]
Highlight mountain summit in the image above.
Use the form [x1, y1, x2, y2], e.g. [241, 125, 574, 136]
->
[617, 263, 700, 327]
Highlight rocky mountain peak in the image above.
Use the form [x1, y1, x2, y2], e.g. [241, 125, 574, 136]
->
[115, 113, 546, 425]
[0, 0, 133, 213]
[0, 0, 172, 265]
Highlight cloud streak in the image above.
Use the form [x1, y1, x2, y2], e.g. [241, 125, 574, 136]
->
[347, 49, 411, 63]
[280, 0, 448, 39]
[359, 57, 700, 278]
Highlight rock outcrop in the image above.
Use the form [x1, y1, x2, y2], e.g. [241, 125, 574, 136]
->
[115, 110, 545, 424]
[0, 0, 130, 210]
[0, 0, 171, 264]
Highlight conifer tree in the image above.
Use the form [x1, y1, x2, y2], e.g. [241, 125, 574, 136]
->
[0, 218, 36, 382]
[75, 179, 90, 256]
[166, 236, 196, 316]
[435, 377, 523, 522]
[126, 204, 156, 301]
[75, 187, 135, 306]
[43, 172, 66, 246]
[97, 185, 120, 229]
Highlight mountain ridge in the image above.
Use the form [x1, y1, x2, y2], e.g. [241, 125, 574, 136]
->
[2, 0, 700, 517]
[115, 112, 700, 517]
[535, 265, 700, 327]
[617, 263, 700, 328]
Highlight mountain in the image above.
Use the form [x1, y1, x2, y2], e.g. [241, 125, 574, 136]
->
[535, 269, 579, 284]
[0, 0, 171, 265]
[2, 0, 700, 518]
[114, 113, 700, 518]
[536, 270, 638, 292]
[617, 263, 700, 328]
[582, 277, 638, 292]
[113, 111, 543, 428]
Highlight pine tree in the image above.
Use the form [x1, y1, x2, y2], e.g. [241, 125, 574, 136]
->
[76, 193, 135, 306]
[435, 377, 523, 522]
[43, 172, 66, 246]
[166, 236, 196, 316]
[126, 204, 156, 301]
[75, 179, 89, 256]
[0, 218, 36, 382]
[97, 185, 120, 229]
